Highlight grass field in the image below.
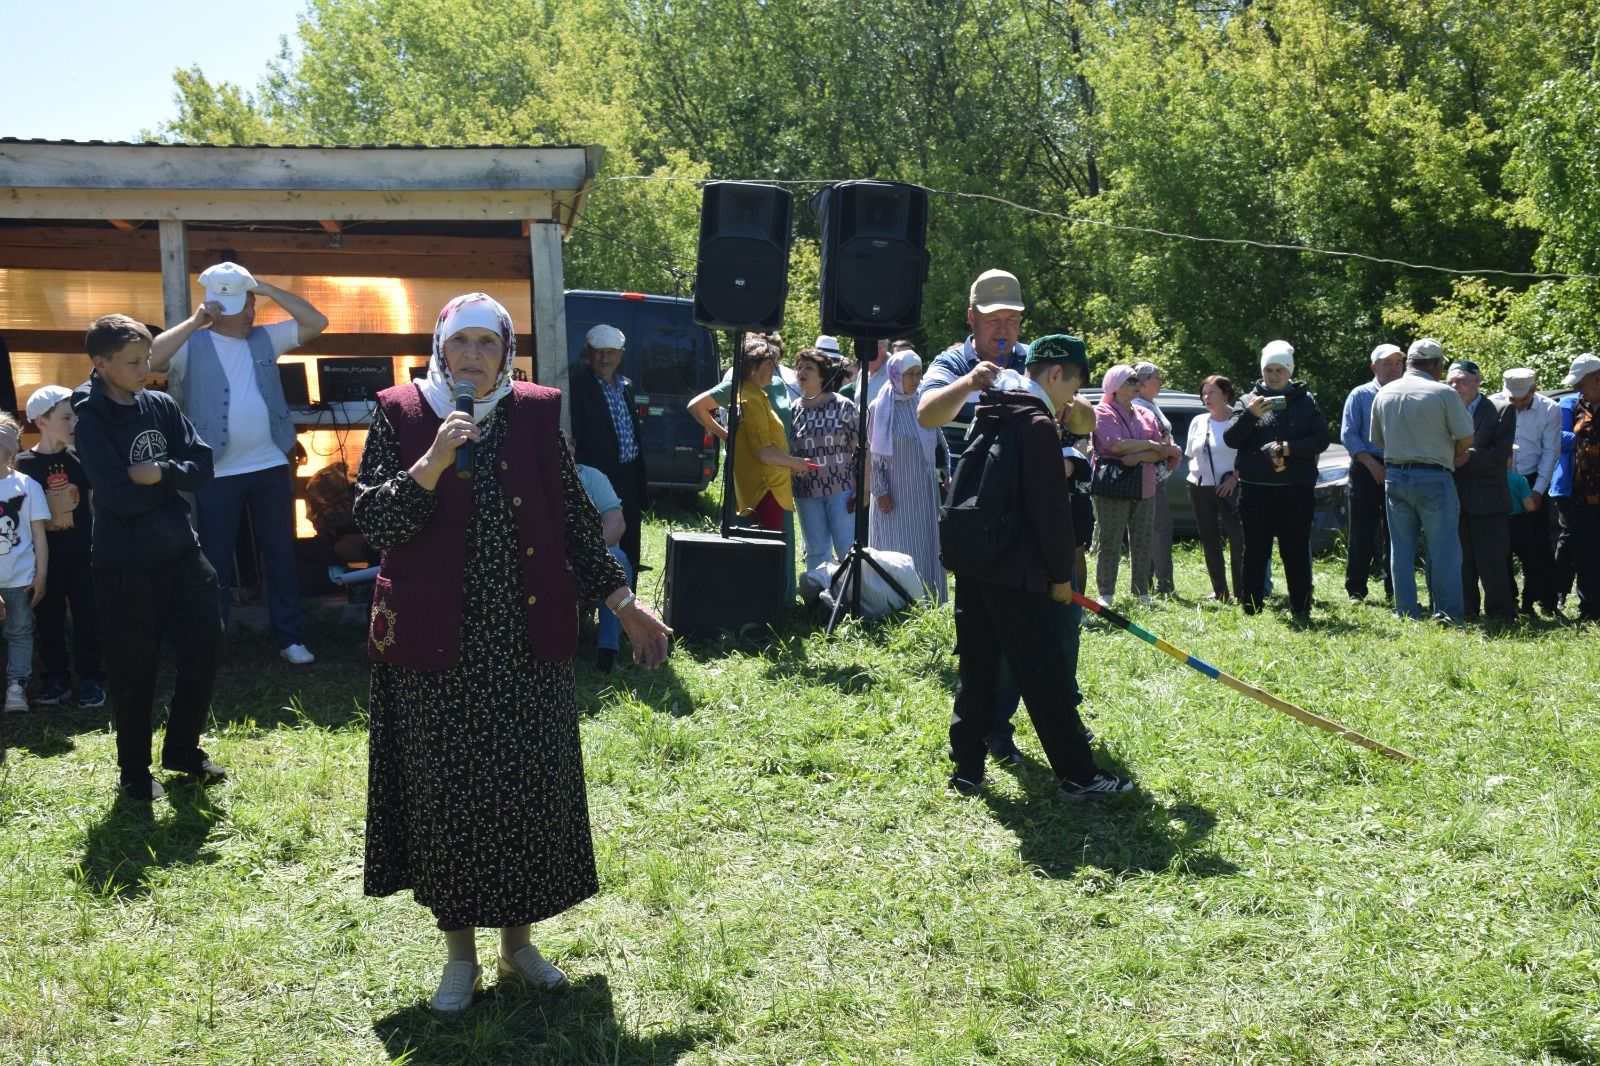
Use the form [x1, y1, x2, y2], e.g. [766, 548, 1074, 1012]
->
[3, 506, 1599, 1065]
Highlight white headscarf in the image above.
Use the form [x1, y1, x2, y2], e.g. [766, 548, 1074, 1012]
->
[868, 349, 937, 465]
[418, 292, 516, 423]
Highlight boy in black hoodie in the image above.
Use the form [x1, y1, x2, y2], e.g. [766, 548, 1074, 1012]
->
[75, 315, 225, 802]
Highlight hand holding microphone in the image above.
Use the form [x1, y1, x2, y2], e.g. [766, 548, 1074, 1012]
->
[454, 381, 477, 479]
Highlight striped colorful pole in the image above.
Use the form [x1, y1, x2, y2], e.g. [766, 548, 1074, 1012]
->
[1074, 592, 1416, 763]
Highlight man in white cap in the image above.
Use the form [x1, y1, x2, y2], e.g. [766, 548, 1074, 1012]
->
[150, 261, 328, 664]
[1339, 342, 1406, 601]
[916, 269, 1028, 462]
[568, 323, 647, 590]
[1550, 352, 1600, 620]
[1494, 366, 1561, 614]
[1370, 338, 1475, 621]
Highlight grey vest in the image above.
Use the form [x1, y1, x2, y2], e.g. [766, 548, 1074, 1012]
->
[182, 327, 297, 458]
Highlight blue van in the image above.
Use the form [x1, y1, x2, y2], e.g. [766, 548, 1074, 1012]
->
[564, 290, 721, 491]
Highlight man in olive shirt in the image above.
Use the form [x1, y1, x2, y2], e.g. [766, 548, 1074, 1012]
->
[1370, 338, 1476, 621]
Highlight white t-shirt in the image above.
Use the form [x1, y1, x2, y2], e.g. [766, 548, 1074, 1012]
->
[1185, 414, 1238, 486]
[171, 320, 301, 478]
[0, 469, 50, 588]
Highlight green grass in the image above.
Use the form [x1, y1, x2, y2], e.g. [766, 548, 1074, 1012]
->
[3, 505, 1599, 1064]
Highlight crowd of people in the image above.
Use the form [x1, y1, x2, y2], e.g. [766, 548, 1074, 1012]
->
[4, 258, 1597, 1015]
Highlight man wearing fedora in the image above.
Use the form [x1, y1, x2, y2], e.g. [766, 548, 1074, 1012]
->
[150, 262, 327, 664]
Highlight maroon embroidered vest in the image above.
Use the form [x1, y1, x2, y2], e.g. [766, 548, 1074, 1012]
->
[366, 381, 578, 669]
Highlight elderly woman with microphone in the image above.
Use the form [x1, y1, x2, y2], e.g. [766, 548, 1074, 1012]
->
[354, 293, 671, 1016]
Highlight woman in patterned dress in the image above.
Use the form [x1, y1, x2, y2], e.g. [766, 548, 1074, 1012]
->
[354, 293, 671, 1016]
[867, 349, 948, 604]
[789, 345, 859, 571]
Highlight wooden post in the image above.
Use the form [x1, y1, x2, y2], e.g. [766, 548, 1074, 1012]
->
[158, 220, 191, 328]
[528, 217, 570, 429]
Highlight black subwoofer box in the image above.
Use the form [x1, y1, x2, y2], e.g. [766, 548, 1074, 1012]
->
[663, 532, 786, 640]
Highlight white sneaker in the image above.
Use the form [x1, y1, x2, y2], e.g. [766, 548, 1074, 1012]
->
[497, 945, 568, 991]
[428, 961, 482, 1016]
[4, 680, 27, 713]
[279, 644, 315, 665]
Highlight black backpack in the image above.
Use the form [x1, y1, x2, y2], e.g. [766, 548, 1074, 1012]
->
[938, 415, 1023, 575]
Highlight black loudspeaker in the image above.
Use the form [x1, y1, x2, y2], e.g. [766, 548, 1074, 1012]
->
[663, 531, 786, 640]
[812, 180, 930, 339]
[693, 181, 793, 331]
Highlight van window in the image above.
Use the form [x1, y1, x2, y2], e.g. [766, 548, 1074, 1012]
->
[635, 326, 702, 396]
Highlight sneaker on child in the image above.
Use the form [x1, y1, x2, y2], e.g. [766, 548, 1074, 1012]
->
[279, 643, 315, 665]
[77, 681, 108, 709]
[33, 679, 72, 706]
[4, 680, 28, 714]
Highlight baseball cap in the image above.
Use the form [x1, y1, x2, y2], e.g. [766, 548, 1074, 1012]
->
[1026, 334, 1089, 380]
[1370, 343, 1403, 364]
[1407, 338, 1444, 361]
[26, 384, 74, 422]
[1563, 352, 1600, 387]
[969, 269, 1024, 313]
[814, 335, 843, 356]
[1502, 368, 1537, 397]
[199, 261, 257, 315]
[585, 324, 625, 349]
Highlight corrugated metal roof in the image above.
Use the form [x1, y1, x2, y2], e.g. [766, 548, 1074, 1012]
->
[1, 137, 589, 151]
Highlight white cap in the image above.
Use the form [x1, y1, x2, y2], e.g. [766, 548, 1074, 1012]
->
[1408, 338, 1444, 361]
[814, 335, 842, 356]
[585, 324, 625, 349]
[1261, 339, 1295, 373]
[198, 261, 258, 315]
[26, 384, 73, 422]
[1502, 367, 1537, 397]
[1563, 352, 1600, 388]
[1369, 343, 1403, 365]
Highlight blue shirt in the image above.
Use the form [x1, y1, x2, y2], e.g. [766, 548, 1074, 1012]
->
[1340, 377, 1382, 457]
[917, 335, 1028, 458]
[598, 375, 639, 463]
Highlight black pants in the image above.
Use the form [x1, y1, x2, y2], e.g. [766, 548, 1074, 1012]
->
[950, 576, 1097, 784]
[95, 550, 224, 782]
[1187, 481, 1245, 601]
[1554, 495, 1582, 605]
[1344, 462, 1391, 600]
[613, 458, 645, 575]
[1507, 503, 1556, 612]
[1460, 512, 1514, 620]
[34, 559, 104, 685]
[1239, 483, 1315, 614]
[1559, 499, 1600, 619]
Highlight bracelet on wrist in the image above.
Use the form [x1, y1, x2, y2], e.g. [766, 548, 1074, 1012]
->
[611, 591, 637, 614]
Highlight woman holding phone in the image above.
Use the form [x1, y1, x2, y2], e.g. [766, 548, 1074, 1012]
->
[1223, 340, 1330, 618]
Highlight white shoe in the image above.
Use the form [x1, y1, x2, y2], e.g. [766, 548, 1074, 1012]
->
[497, 945, 568, 991]
[1137, 594, 1155, 607]
[4, 680, 27, 713]
[428, 961, 482, 1016]
[279, 644, 315, 665]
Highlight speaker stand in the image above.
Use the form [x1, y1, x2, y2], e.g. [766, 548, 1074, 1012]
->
[826, 337, 915, 634]
[718, 331, 747, 536]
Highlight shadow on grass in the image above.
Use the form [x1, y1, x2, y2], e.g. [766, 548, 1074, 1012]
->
[0, 706, 107, 762]
[73, 784, 226, 899]
[373, 973, 708, 1065]
[576, 657, 698, 719]
[981, 758, 1237, 881]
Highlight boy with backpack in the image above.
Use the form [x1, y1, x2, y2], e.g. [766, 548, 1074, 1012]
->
[940, 334, 1134, 800]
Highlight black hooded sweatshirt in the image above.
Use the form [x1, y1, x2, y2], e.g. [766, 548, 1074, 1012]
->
[965, 389, 1076, 592]
[1222, 378, 1330, 487]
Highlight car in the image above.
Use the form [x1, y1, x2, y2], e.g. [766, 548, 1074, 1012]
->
[564, 290, 722, 492]
[1077, 388, 1349, 550]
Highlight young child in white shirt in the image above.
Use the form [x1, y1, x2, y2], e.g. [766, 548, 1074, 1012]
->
[0, 412, 51, 712]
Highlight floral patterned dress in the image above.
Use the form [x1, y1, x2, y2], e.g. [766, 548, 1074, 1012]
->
[354, 404, 626, 929]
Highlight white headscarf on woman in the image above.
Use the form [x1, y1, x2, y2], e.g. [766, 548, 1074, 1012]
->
[868, 349, 937, 466]
[417, 292, 516, 424]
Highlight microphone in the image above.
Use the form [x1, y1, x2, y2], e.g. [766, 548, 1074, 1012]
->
[453, 381, 476, 479]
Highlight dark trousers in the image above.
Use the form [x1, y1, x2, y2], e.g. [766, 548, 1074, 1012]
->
[1460, 512, 1514, 620]
[950, 576, 1097, 783]
[1553, 496, 1582, 605]
[1507, 504, 1556, 612]
[33, 559, 104, 685]
[1187, 481, 1245, 601]
[1344, 462, 1391, 600]
[195, 465, 304, 649]
[1559, 499, 1600, 619]
[1238, 483, 1315, 614]
[95, 550, 224, 781]
[613, 457, 645, 574]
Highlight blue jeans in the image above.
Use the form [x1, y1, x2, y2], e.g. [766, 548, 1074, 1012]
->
[1, 585, 35, 681]
[596, 546, 632, 652]
[794, 491, 854, 571]
[195, 464, 304, 649]
[1386, 465, 1463, 620]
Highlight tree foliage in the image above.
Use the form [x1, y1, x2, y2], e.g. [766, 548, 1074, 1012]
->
[160, 0, 1600, 393]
